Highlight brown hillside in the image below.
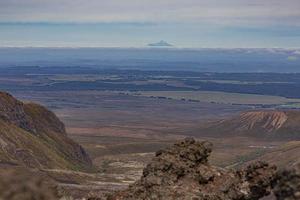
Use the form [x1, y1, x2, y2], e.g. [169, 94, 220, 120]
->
[198, 110, 300, 139]
[238, 111, 288, 132]
[246, 141, 300, 169]
[0, 91, 92, 171]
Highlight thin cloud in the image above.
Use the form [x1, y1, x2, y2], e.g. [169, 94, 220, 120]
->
[0, 0, 300, 48]
[0, 0, 299, 26]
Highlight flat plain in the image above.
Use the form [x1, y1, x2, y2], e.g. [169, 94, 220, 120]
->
[0, 67, 299, 195]
[133, 91, 300, 105]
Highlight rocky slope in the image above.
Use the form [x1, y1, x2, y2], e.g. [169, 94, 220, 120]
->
[109, 138, 277, 200]
[0, 167, 59, 200]
[272, 164, 300, 200]
[0, 91, 92, 171]
[0, 136, 298, 200]
[198, 110, 300, 139]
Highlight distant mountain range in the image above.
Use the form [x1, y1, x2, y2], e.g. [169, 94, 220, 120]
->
[147, 40, 173, 47]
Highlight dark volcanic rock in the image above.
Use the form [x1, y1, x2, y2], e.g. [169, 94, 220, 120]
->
[272, 164, 300, 200]
[109, 138, 277, 200]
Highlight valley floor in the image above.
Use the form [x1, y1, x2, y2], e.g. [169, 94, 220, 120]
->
[9, 90, 298, 199]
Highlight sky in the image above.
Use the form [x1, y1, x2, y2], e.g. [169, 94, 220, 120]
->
[0, 0, 300, 48]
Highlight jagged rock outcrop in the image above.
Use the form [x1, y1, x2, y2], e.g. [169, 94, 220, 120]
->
[0, 91, 92, 171]
[109, 138, 276, 200]
[272, 164, 300, 200]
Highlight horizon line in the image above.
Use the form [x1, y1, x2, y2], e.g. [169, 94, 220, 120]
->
[0, 46, 299, 50]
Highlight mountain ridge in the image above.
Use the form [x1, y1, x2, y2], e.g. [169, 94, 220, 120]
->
[147, 40, 173, 47]
[0, 91, 92, 171]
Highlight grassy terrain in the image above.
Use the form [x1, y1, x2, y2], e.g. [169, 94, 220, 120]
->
[2, 67, 300, 98]
[12, 91, 290, 170]
[2, 89, 297, 199]
[0, 120, 74, 169]
[15, 90, 246, 139]
[134, 91, 300, 105]
[247, 141, 300, 168]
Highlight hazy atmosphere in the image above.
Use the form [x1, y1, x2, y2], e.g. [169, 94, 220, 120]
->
[0, 1, 300, 200]
[0, 0, 300, 47]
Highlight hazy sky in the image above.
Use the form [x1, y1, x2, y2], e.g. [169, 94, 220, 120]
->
[0, 0, 299, 48]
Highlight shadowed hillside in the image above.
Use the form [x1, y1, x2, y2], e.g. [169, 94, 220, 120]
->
[0, 91, 92, 171]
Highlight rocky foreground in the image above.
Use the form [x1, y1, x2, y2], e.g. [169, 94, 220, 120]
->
[0, 138, 299, 199]
[108, 138, 300, 200]
[109, 138, 277, 200]
[272, 164, 300, 200]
